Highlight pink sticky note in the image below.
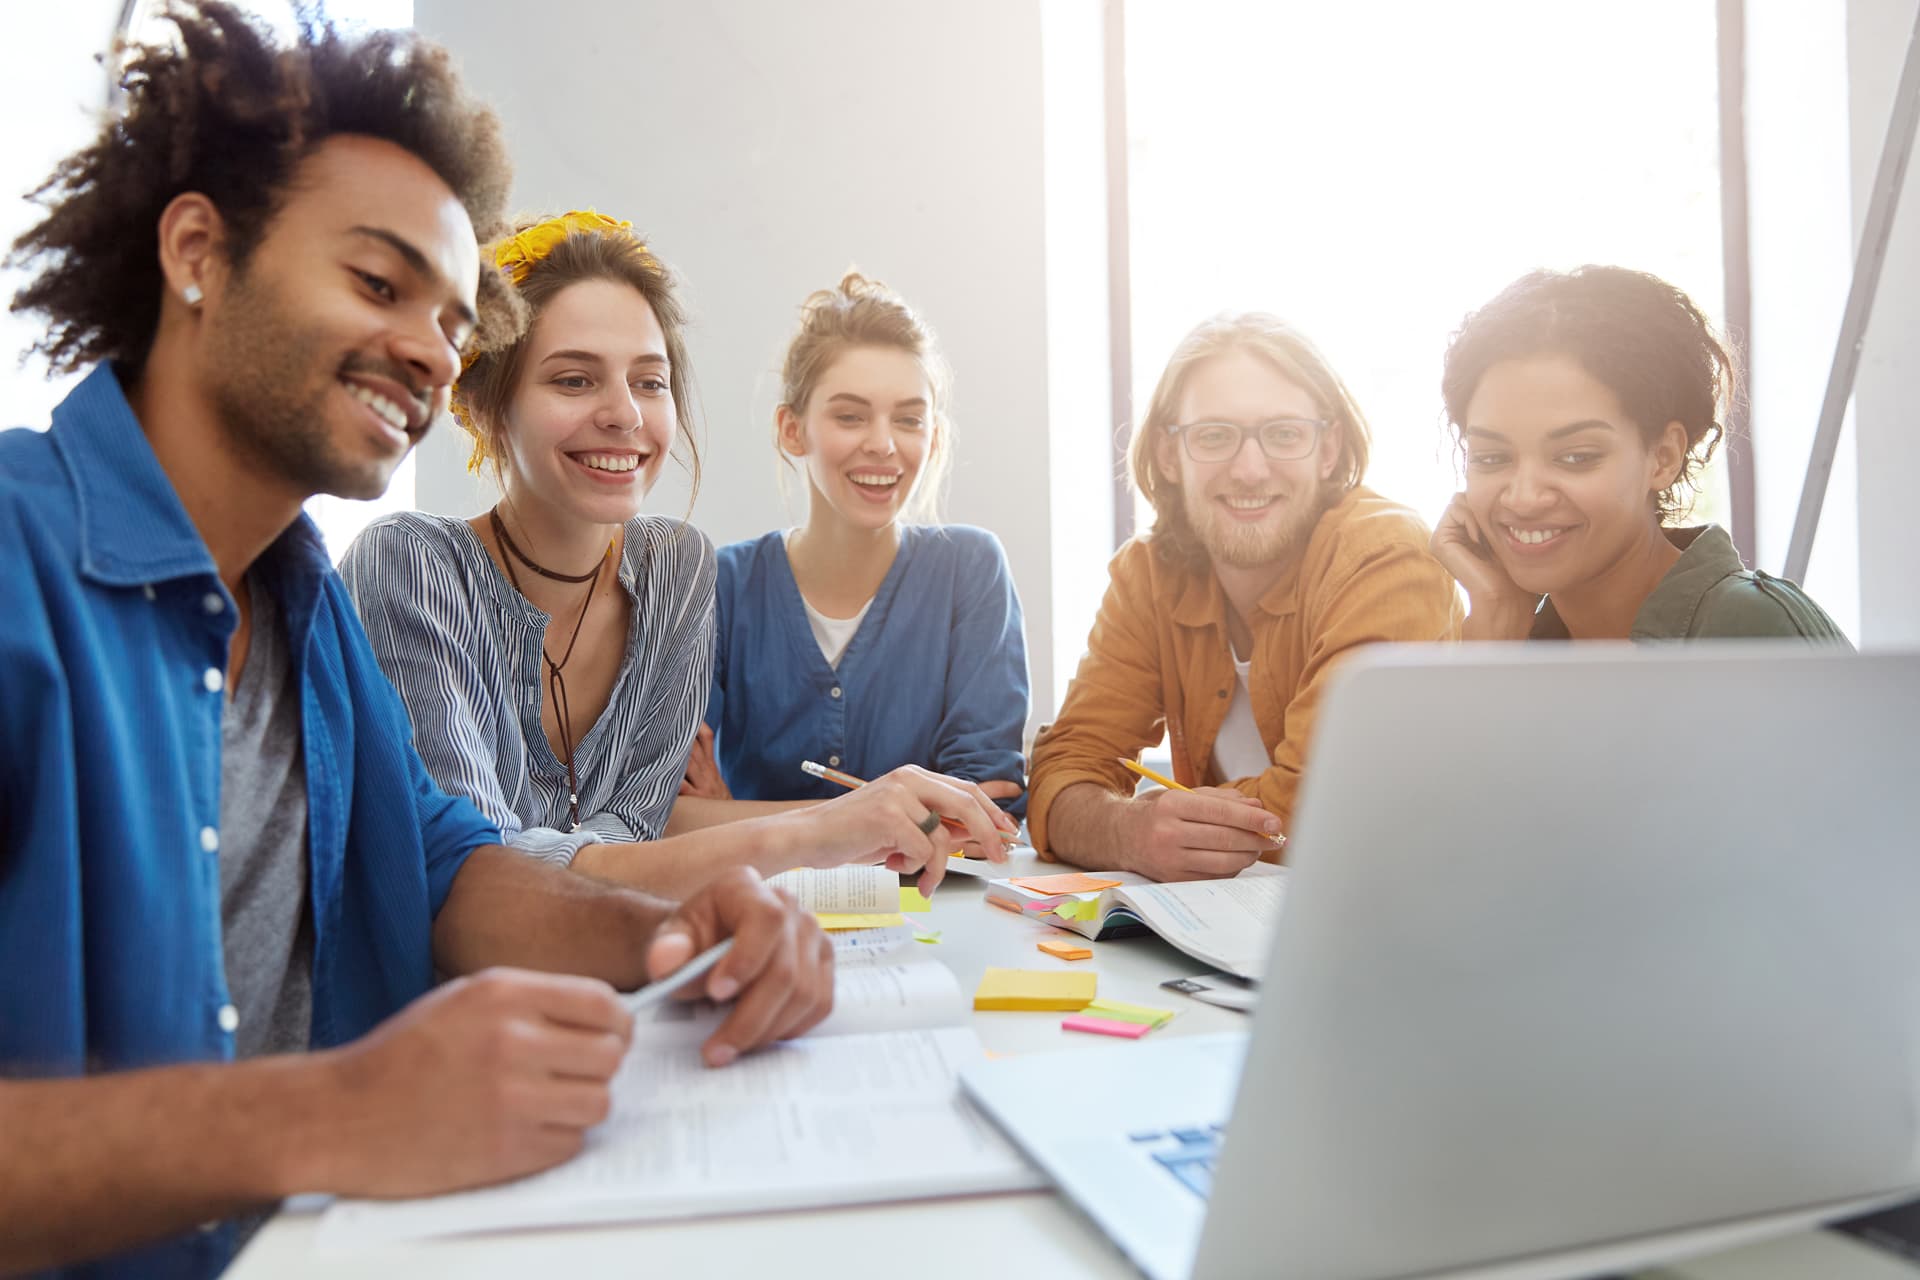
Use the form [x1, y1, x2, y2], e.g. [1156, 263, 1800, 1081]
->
[1062, 1013, 1153, 1040]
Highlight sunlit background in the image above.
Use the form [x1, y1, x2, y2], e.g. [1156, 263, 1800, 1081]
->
[1126, 0, 1728, 540]
[0, 0, 1887, 665]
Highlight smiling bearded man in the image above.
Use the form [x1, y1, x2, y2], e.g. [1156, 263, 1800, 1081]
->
[0, 7, 835, 1279]
[1027, 313, 1463, 882]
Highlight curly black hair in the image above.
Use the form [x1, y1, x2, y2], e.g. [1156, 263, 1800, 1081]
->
[1441, 265, 1737, 523]
[7, 1, 523, 377]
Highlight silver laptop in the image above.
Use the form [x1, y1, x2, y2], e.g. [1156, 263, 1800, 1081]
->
[964, 646, 1920, 1280]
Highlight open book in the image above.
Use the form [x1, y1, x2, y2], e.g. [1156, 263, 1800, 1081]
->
[985, 864, 1286, 981]
[315, 926, 1043, 1250]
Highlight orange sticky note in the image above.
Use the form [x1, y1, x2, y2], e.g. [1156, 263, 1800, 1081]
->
[1038, 939, 1093, 961]
[1011, 873, 1123, 895]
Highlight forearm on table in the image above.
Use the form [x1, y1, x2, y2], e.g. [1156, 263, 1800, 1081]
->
[431, 844, 672, 989]
[0, 1057, 333, 1274]
[664, 795, 817, 836]
[571, 812, 807, 901]
[1037, 781, 1133, 871]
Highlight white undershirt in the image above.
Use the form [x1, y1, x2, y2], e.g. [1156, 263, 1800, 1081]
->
[785, 529, 876, 669]
[801, 595, 874, 669]
[1210, 646, 1270, 782]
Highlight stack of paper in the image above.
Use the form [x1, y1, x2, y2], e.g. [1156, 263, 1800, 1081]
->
[316, 930, 1040, 1249]
[768, 865, 907, 930]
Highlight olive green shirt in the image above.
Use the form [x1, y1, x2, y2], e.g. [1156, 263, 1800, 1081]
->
[1531, 525, 1850, 645]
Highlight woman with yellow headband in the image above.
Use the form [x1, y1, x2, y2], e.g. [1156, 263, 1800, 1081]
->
[340, 212, 1015, 897]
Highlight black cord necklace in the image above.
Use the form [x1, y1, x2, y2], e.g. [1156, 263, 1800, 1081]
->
[489, 508, 610, 829]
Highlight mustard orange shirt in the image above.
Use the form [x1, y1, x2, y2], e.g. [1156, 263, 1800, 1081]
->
[1028, 486, 1462, 859]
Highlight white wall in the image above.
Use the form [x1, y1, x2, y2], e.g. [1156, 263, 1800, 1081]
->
[414, 0, 1087, 725]
[0, 2, 122, 431]
[1849, 0, 1920, 647]
[1746, 4, 1862, 638]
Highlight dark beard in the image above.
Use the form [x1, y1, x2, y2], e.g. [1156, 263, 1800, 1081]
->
[201, 269, 402, 502]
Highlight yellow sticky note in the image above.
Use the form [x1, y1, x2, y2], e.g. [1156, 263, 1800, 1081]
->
[1011, 872, 1123, 894]
[898, 886, 933, 913]
[1038, 938, 1093, 961]
[1054, 899, 1101, 922]
[815, 912, 907, 931]
[973, 967, 1098, 1011]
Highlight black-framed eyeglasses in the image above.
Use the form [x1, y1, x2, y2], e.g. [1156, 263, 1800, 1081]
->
[1164, 417, 1331, 463]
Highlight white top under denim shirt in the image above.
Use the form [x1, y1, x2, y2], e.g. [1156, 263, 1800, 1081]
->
[340, 511, 716, 865]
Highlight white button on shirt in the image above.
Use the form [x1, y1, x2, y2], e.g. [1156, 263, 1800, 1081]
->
[217, 1004, 239, 1033]
[830, 686, 843, 699]
[200, 826, 219, 853]
[202, 592, 225, 615]
[203, 668, 223, 694]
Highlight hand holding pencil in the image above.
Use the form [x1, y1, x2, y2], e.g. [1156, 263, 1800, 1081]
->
[795, 761, 1020, 895]
[1103, 756, 1286, 883]
[1119, 759, 1286, 848]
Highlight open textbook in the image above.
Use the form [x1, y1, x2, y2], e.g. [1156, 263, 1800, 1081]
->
[985, 864, 1286, 981]
[315, 925, 1043, 1250]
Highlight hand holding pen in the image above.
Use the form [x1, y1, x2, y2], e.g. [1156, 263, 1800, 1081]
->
[798, 761, 1021, 895]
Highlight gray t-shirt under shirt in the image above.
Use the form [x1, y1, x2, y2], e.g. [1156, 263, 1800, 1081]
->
[219, 574, 313, 1060]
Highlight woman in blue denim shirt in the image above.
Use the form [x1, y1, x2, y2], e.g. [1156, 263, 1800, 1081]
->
[683, 274, 1031, 853]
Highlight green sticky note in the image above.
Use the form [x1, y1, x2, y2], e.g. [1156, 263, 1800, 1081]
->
[899, 886, 933, 913]
[1053, 899, 1101, 922]
[1084, 998, 1175, 1028]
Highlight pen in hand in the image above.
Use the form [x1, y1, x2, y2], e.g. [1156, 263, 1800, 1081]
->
[628, 938, 736, 1013]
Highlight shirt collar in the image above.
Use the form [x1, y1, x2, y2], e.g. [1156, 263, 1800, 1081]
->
[1531, 525, 1737, 640]
[1630, 525, 1740, 640]
[53, 362, 335, 598]
[53, 363, 219, 588]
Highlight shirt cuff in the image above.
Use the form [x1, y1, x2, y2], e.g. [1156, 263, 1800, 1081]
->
[504, 825, 608, 868]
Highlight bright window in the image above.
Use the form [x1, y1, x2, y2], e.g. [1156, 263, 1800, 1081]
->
[1123, 0, 1729, 549]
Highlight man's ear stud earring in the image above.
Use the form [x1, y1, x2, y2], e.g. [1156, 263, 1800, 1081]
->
[182, 284, 203, 306]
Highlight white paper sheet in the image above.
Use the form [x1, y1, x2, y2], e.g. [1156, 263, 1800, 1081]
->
[1114, 868, 1286, 980]
[313, 1027, 1041, 1250]
[765, 865, 899, 912]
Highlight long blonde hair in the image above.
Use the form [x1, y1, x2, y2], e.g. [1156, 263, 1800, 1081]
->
[1130, 313, 1372, 567]
[777, 271, 952, 523]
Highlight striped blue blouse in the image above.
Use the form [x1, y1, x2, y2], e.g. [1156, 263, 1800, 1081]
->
[341, 512, 716, 864]
[707, 524, 1030, 813]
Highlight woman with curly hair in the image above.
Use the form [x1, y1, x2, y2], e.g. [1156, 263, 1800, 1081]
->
[1431, 265, 1847, 643]
[341, 222, 1016, 898]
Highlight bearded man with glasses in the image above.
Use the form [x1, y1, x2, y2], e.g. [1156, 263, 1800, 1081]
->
[1028, 314, 1461, 881]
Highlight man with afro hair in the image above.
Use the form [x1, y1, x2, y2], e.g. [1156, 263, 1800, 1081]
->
[0, 8, 833, 1276]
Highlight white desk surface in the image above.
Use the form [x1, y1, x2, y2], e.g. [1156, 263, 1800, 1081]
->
[231, 852, 1920, 1280]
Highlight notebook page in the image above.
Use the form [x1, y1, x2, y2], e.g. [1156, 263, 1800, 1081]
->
[314, 1026, 1040, 1249]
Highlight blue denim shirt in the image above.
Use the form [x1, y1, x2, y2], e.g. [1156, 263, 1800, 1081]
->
[707, 525, 1030, 814]
[0, 364, 500, 1280]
